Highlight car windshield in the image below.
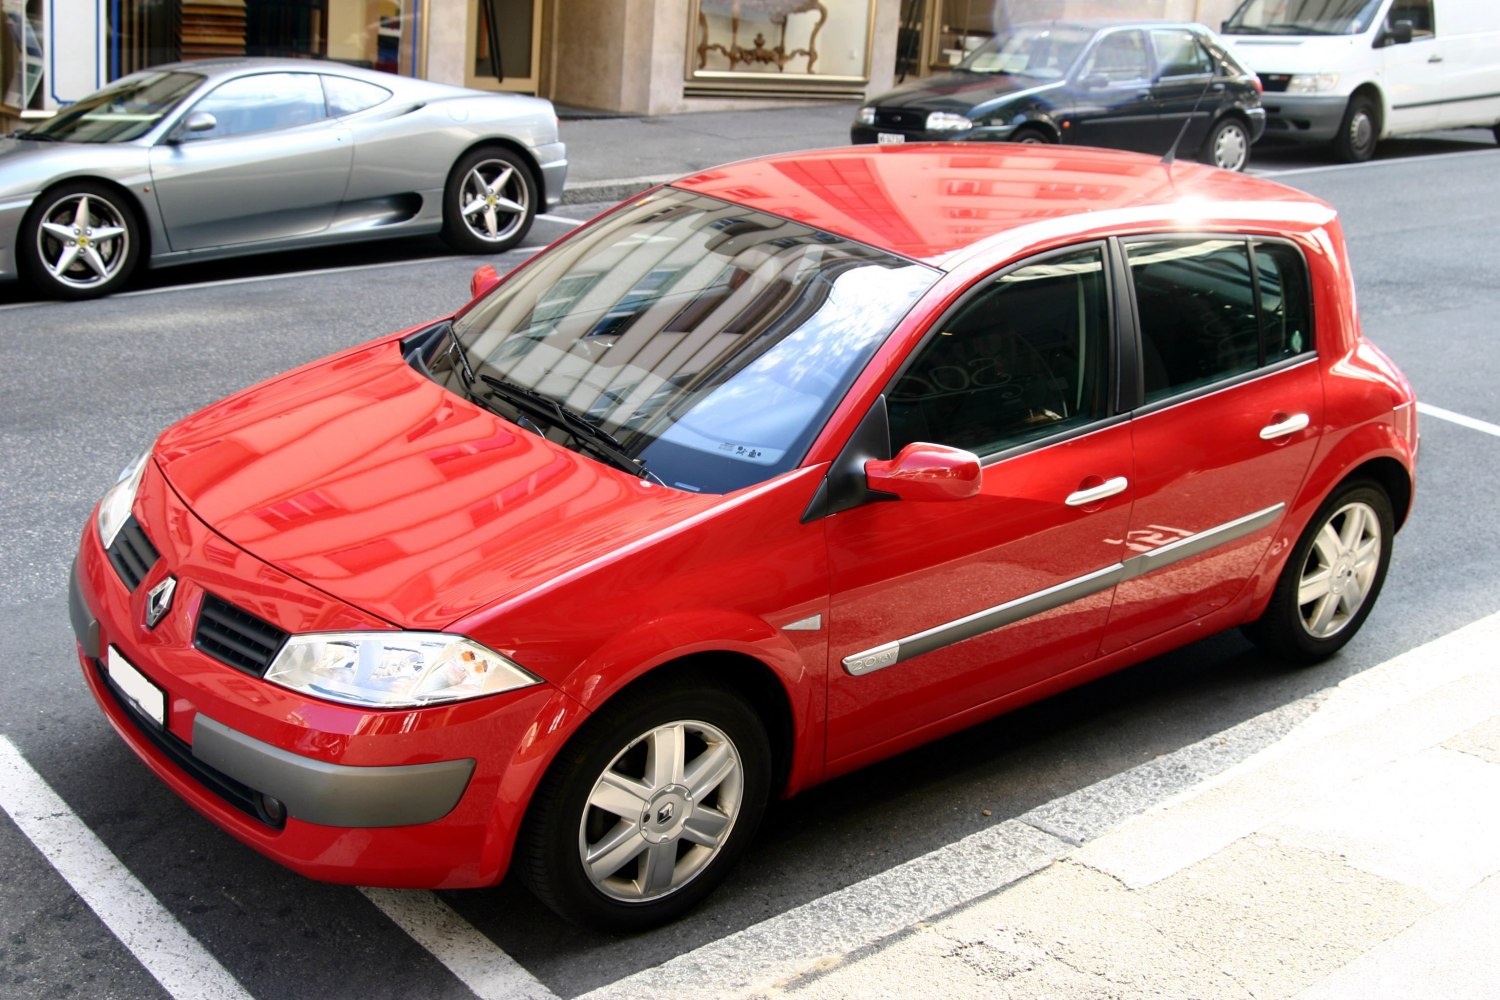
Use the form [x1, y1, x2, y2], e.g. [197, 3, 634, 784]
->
[1222, 0, 1384, 35]
[18, 71, 204, 142]
[958, 24, 1093, 78]
[445, 189, 938, 495]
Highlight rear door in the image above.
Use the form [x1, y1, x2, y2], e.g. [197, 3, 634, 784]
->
[149, 72, 352, 251]
[1100, 236, 1322, 655]
[1148, 27, 1221, 153]
[1067, 28, 1165, 152]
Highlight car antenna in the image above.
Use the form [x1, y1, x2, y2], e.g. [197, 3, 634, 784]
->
[1162, 70, 1217, 167]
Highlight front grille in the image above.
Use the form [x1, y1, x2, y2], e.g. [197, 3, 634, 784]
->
[94, 658, 283, 829]
[873, 107, 928, 131]
[106, 515, 160, 591]
[1258, 73, 1291, 93]
[194, 593, 288, 676]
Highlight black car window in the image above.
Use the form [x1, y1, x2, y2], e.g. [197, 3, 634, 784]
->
[1081, 29, 1150, 84]
[323, 75, 392, 116]
[184, 73, 330, 140]
[1388, 0, 1434, 36]
[1127, 238, 1313, 404]
[1150, 29, 1215, 77]
[890, 246, 1109, 457]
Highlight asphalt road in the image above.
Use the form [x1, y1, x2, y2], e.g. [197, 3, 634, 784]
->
[2, 136, 1498, 999]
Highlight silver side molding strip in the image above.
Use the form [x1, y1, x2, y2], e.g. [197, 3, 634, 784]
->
[842, 503, 1285, 676]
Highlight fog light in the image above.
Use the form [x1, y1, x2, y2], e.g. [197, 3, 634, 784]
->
[255, 793, 288, 827]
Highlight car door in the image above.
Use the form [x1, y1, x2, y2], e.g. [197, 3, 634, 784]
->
[1147, 28, 1221, 153]
[1066, 28, 1164, 153]
[823, 244, 1134, 766]
[1379, 0, 1445, 134]
[1100, 236, 1322, 655]
[148, 72, 352, 252]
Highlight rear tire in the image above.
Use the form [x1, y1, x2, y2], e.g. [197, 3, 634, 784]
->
[517, 679, 771, 931]
[1242, 480, 1394, 665]
[441, 147, 537, 254]
[1333, 96, 1378, 163]
[1200, 116, 1251, 171]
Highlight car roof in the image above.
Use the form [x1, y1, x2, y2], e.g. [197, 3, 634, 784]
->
[670, 144, 1330, 265]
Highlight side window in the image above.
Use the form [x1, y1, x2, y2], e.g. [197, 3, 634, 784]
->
[1129, 238, 1313, 403]
[1389, 0, 1435, 37]
[184, 73, 328, 140]
[1255, 242, 1313, 363]
[1150, 29, 1213, 78]
[890, 246, 1109, 457]
[1082, 29, 1150, 84]
[323, 75, 391, 117]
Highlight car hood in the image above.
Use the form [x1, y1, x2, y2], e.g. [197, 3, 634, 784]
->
[0, 136, 151, 197]
[153, 340, 722, 631]
[868, 70, 1058, 114]
[1219, 33, 1365, 74]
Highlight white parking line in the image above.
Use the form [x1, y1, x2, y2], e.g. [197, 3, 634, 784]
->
[1257, 144, 1500, 178]
[0, 735, 253, 1000]
[1417, 402, 1500, 438]
[360, 888, 560, 1000]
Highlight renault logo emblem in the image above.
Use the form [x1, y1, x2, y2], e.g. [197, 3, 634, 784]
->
[144, 576, 177, 630]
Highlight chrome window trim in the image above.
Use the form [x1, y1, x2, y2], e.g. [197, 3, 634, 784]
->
[841, 502, 1285, 676]
[1131, 355, 1318, 419]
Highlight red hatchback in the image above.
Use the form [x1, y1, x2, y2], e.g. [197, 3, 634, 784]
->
[71, 144, 1416, 930]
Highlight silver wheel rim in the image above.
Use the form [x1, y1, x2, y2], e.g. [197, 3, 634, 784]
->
[579, 719, 743, 904]
[1016, 133, 1046, 144]
[1348, 109, 1374, 157]
[35, 192, 130, 290]
[1213, 123, 1249, 171]
[457, 158, 529, 244]
[1296, 500, 1383, 639]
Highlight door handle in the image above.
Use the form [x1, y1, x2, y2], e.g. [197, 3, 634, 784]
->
[1065, 476, 1129, 507]
[1259, 413, 1310, 440]
[1428, 54, 1444, 63]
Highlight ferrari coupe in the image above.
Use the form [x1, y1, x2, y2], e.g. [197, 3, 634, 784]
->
[0, 58, 566, 299]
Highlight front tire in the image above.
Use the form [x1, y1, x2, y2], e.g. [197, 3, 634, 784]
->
[517, 680, 771, 931]
[1200, 116, 1251, 172]
[1243, 480, 1394, 665]
[22, 182, 140, 299]
[1010, 125, 1054, 145]
[1333, 96, 1378, 163]
[441, 147, 537, 254]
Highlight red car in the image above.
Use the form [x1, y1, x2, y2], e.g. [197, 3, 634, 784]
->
[71, 144, 1417, 930]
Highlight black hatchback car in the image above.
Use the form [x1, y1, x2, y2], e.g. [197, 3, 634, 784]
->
[852, 21, 1265, 171]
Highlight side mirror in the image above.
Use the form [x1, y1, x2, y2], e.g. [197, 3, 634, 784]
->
[1386, 20, 1413, 45]
[469, 264, 501, 300]
[865, 442, 981, 503]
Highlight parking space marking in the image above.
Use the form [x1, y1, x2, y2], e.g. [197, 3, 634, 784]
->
[0, 735, 253, 1000]
[361, 888, 561, 1000]
[1258, 145, 1500, 178]
[1417, 402, 1500, 439]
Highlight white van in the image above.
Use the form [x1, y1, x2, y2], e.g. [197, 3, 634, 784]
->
[1219, 0, 1500, 161]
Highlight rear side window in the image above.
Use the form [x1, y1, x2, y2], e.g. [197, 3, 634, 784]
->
[1150, 29, 1214, 77]
[323, 76, 391, 117]
[1127, 237, 1312, 403]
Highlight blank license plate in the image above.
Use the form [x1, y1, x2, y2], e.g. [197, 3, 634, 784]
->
[108, 647, 165, 728]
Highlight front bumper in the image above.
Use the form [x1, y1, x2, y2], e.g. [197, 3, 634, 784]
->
[1258, 93, 1348, 143]
[70, 462, 581, 888]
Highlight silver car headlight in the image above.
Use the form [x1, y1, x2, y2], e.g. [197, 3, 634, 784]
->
[1286, 73, 1340, 94]
[925, 111, 973, 131]
[857, 106, 877, 125]
[264, 632, 542, 708]
[97, 448, 152, 548]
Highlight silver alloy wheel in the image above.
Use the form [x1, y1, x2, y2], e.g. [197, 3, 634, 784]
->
[1296, 500, 1383, 639]
[35, 192, 131, 290]
[579, 718, 744, 903]
[457, 157, 530, 244]
[1211, 121, 1249, 171]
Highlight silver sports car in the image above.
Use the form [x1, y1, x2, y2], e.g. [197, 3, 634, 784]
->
[0, 58, 567, 299]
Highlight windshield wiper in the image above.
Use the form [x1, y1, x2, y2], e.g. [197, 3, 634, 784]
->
[478, 373, 660, 483]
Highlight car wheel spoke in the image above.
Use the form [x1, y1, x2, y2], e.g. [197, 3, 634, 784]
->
[588, 770, 651, 819]
[584, 820, 648, 882]
[47, 243, 82, 278]
[679, 805, 729, 848]
[1298, 565, 1333, 608]
[78, 245, 112, 279]
[646, 724, 686, 788]
[683, 739, 735, 801]
[640, 842, 680, 895]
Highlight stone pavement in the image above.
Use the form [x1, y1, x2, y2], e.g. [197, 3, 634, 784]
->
[757, 611, 1500, 1000]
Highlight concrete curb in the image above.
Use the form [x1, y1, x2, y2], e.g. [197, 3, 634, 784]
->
[561, 176, 679, 206]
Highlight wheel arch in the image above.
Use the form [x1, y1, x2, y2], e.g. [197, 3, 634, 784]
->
[24, 175, 155, 266]
[445, 137, 545, 203]
[1350, 83, 1386, 137]
[1341, 455, 1412, 530]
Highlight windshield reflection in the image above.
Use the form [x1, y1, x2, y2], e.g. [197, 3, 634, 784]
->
[1223, 0, 1384, 35]
[450, 190, 938, 494]
[20, 71, 203, 143]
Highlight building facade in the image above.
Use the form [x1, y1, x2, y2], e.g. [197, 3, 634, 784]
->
[3, 0, 1236, 129]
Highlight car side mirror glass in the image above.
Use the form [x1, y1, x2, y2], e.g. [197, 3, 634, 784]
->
[865, 442, 981, 503]
[1387, 20, 1413, 45]
[470, 264, 501, 300]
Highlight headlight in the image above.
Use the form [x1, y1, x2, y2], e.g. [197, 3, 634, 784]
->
[1287, 73, 1340, 94]
[97, 448, 152, 548]
[925, 111, 973, 131]
[857, 106, 877, 126]
[264, 632, 542, 708]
